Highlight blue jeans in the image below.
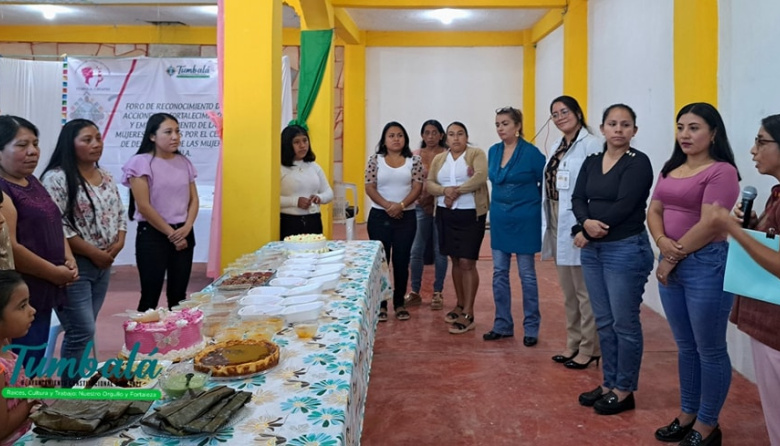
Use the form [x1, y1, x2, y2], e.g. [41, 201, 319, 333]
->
[410, 206, 448, 293]
[55, 255, 110, 386]
[659, 242, 733, 427]
[581, 232, 653, 392]
[491, 250, 540, 337]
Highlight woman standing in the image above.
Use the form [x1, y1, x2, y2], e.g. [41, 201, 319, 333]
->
[542, 96, 602, 367]
[406, 119, 448, 310]
[572, 104, 654, 415]
[0, 115, 77, 374]
[41, 119, 127, 386]
[649, 103, 740, 446]
[484, 107, 545, 346]
[0, 192, 13, 270]
[280, 124, 333, 239]
[365, 121, 423, 322]
[122, 113, 198, 312]
[706, 114, 780, 446]
[428, 122, 489, 334]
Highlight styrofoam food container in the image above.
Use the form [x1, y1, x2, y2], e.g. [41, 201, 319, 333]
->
[281, 301, 324, 324]
[317, 255, 345, 264]
[309, 263, 346, 277]
[318, 248, 346, 258]
[239, 304, 284, 320]
[276, 269, 315, 278]
[283, 258, 314, 266]
[239, 295, 283, 307]
[269, 277, 308, 288]
[287, 251, 320, 259]
[280, 294, 326, 306]
[306, 273, 341, 291]
[282, 282, 324, 296]
[246, 286, 288, 296]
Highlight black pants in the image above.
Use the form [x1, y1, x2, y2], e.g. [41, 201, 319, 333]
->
[136, 222, 195, 311]
[280, 213, 324, 240]
[367, 208, 416, 310]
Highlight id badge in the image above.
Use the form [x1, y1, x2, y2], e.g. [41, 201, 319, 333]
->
[556, 170, 571, 190]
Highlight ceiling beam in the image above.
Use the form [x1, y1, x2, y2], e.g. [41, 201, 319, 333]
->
[365, 30, 525, 47]
[331, 0, 566, 8]
[530, 8, 563, 43]
[334, 8, 362, 44]
[299, 0, 335, 29]
[0, 25, 216, 45]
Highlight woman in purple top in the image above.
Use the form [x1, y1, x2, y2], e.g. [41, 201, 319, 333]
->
[648, 103, 740, 446]
[122, 113, 198, 311]
[0, 116, 78, 375]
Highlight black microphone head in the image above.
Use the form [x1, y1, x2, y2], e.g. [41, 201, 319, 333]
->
[742, 186, 758, 200]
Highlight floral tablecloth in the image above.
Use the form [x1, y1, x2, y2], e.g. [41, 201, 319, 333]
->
[16, 240, 391, 446]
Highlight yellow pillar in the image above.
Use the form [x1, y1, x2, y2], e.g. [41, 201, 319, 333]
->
[674, 0, 718, 110]
[562, 0, 588, 117]
[522, 31, 536, 140]
[343, 41, 366, 223]
[221, 0, 282, 267]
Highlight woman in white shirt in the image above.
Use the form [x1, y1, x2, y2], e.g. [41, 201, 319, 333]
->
[280, 125, 334, 239]
[365, 121, 423, 322]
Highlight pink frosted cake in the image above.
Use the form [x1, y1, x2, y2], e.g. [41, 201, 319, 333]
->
[121, 308, 205, 361]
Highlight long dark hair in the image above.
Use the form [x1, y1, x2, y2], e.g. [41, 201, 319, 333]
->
[128, 113, 181, 220]
[281, 125, 316, 167]
[550, 95, 588, 129]
[661, 102, 740, 179]
[761, 114, 780, 147]
[0, 270, 25, 322]
[376, 121, 412, 157]
[419, 119, 447, 149]
[42, 119, 101, 231]
[0, 115, 38, 152]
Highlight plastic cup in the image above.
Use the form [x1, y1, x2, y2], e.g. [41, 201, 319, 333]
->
[293, 321, 319, 339]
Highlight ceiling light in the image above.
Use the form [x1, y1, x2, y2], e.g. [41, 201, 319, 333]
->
[199, 6, 218, 15]
[28, 5, 70, 20]
[427, 8, 469, 25]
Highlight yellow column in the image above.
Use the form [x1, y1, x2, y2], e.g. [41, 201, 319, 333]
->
[562, 0, 588, 116]
[343, 41, 366, 223]
[674, 0, 718, 110]
[221, 0, 282, 267]
[522, 31, 536, 139]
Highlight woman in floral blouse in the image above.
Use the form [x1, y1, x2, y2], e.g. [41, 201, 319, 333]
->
[41, 119, 126, 386]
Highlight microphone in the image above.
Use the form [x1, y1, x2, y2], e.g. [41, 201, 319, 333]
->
[740, 186, 758, 228]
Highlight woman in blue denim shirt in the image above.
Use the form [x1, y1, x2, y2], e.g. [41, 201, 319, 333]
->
[648, 103, 740, 446]
[571, 104, 654, 416]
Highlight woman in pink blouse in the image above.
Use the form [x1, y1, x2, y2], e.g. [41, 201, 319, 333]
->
[648, 103, 740, 446]
[41, 119, 126, 386]
[122, 113, 198, 311]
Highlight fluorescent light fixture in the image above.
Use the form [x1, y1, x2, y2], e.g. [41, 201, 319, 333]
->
[426, 8, 469, 25]
[199, 6, 218, 15]
[28, 5, 70, 20]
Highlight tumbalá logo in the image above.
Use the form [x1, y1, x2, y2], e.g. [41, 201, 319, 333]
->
[168, 64, 212, 79]
[1, 342, 160, 386]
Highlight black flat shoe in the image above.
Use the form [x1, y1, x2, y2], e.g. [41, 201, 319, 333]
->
[564, 356, 601, 369]
[483, 331, 513, 341]
[679, 426, 722, 446]
[552, 350, 579, 363]
[593, 391, 635, 415]
[578, 386, 605, 407]
[655, 417, 696, 442]
[523, 336, 538, 347]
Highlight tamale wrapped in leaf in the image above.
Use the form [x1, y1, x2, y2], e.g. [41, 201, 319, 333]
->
[201, 391, 252, 433]
[161, 385, 234, 427]
[181, 397, 232, 433]
[30, 400, 130, 433]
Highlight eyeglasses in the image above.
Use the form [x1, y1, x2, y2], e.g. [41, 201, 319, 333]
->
[551, 109, 571, 120]
[496, 106, 517, 114]
[755, 137, 778, 149]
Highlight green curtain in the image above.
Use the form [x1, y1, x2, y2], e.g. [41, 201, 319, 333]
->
[289, 29, 333, 130]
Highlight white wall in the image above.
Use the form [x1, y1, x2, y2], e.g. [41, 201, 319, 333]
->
[589, 0, 676, 316]
[717, 0, 780, 382]
[534, 26, 564, 155]
[364, 46, 524, 212]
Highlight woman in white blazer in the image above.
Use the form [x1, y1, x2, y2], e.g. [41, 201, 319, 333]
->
[541, 96, 603, 369]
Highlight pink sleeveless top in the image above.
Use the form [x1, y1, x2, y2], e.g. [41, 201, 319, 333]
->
[0, 352, 31, 445]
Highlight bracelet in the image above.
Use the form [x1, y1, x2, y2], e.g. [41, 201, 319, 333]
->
[655, 234, 667, 244]
[400, 201, 405, 208]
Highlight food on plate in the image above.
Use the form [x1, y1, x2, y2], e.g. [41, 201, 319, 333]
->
[122, 308, 205, 361]
[31, 400, 152, 438]
[218, 271, 274, 288]
[194, 339, 280, 378]
[141, 385, 251, 435]
[283, 233, 328, 253]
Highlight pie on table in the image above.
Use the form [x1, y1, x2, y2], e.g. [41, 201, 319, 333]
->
[193, 339, 280, 377]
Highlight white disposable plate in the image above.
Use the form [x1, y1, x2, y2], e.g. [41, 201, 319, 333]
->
[317, 255, 345, 264]
[281, 301, 324, 324]
[246, 286, 288, 296]
[276, 269, 315, 278]
[319, 248, 346, 257]
[239, 295, 283, 307]
[306, 273, 341, 291]
[238, 304, 284, 319]
[276, 264, 316, 273]
[280, 294, 326, 306]
[309, 263, 346, 277]
[282, 282, 323, 296]
[269, 277, 308, 288]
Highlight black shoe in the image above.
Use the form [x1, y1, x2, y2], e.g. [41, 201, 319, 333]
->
[483, 331, 513, 341]
[523, 336, 538, 347]
[679, 426, 722, 446]
[593, 391, 635, 415]
[578, 386, 605, 407]
[564, 356, 601, 369]
[552, 350, 579, 363]
[655, 417, 696, 442]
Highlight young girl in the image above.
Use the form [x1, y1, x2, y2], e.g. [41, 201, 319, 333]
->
[0, 270, 37, 445]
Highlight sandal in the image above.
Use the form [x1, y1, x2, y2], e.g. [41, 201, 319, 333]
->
[431, 292, 444, 310]
[395, 306, 411, 320]
[444, 306, 463, 324]
[378, 309, 388, 322]
[449, 314, 475, 334]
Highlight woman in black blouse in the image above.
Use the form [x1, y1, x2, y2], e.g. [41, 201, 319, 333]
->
[571, 104, 654, 416]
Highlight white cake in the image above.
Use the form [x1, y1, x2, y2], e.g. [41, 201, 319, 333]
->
[284, 233, 328, 253]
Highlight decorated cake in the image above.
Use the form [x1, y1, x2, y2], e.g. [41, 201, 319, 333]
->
[194, 339, 280, 378]
[122, 308, 205, 361]
[283, 233, 328, 253]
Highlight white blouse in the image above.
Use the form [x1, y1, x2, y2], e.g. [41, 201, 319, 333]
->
[280, 161, 334, 216]
[436, 152, 476, 209]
